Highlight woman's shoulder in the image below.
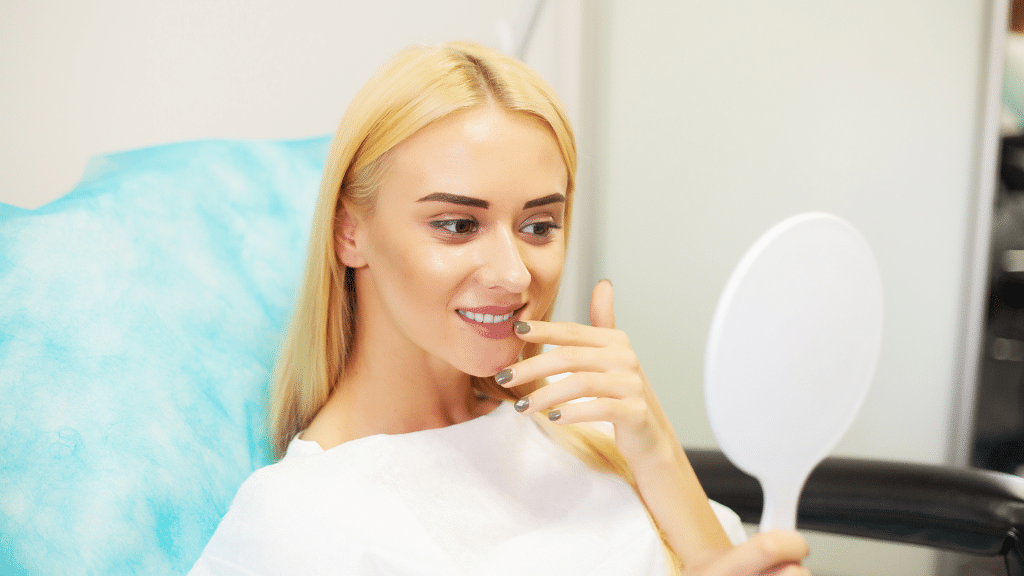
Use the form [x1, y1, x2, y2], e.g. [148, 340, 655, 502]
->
[219, 458, 340, 534]
[189, 456, 371, 575]
[231, 443, 366, 511]
[230, 457, 308, 507]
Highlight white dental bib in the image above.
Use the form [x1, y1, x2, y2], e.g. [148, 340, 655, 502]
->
[189, 401, 743, 575]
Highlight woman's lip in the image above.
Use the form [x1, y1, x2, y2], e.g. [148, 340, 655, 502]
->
[457, 304, 526, 315]
[456, 304, 526, 339]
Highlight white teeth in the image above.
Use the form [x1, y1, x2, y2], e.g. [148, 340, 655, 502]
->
[459, 310, 516, 324]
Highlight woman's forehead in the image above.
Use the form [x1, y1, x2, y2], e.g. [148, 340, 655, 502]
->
[379, 108, 568, 206]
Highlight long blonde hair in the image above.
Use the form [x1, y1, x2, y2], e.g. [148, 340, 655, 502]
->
[269, 41, 677, 569]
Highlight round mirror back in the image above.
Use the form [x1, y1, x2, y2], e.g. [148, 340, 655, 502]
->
[704, 212, 883, 527]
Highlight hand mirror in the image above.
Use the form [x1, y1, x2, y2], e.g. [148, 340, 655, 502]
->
[704, 212, 883, 531]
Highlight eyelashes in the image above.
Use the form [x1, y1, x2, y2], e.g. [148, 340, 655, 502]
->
[429, 218, 562, 240]
[520, 222, 561, 237]
[431, 219, 478, 235]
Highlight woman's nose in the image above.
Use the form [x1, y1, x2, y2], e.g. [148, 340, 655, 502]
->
[479, 227, 531, 293]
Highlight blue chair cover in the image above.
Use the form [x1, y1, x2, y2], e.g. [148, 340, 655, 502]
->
[0, 137, 329, 575]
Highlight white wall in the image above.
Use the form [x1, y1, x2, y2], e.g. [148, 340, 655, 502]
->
[593, 1, 1003, 575]
[0, 0, 526, 209]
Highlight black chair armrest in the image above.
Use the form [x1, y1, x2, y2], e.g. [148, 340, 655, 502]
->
[687, 448, 1024, 564]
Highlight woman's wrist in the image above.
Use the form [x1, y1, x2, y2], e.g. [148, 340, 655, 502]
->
[627, 437, 734, 566]
[623, 435, 678, 476]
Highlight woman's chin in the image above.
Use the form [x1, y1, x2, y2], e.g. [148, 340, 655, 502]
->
[458, 345, 524, 379]
[463, 360, 515, 379]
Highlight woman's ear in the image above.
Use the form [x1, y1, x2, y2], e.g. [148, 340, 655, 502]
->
[336, 203, 368, 269]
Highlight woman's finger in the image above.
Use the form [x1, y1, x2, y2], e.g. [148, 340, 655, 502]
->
[513, 319, 620, 348]
[589, 279, 615, 329]
[755, 563, 811, 576]
[497, 343, 636, 388]
[512, 371, 639, 415]
[525, 396, 644, 426]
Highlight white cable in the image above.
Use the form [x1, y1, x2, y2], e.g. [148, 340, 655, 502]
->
[497, 0, 546, 59]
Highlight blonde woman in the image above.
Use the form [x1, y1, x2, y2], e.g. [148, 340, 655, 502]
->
[189, 41, 809, 576]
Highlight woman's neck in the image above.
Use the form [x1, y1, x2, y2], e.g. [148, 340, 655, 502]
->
[300, 323, 498, 451]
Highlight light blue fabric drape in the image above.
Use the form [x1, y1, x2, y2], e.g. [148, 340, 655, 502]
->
[0, 137, 329, 575]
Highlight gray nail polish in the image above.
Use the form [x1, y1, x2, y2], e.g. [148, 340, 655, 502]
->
[548, 409, 561, 421]
[495, 369, 513, 385]
[514, 397, 530, 412]
[514, 321, 530, 334]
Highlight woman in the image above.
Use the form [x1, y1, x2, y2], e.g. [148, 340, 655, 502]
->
[190, 41, 809, 575]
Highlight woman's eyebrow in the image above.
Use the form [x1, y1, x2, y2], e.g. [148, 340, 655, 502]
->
[416, 192, 488, 208]
[415, 192, 566, 210]
[523, 193, 566, 209]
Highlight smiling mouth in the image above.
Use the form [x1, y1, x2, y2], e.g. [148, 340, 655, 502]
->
[456, 304, 527, 324]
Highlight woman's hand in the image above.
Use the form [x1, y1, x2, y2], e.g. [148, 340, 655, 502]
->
[684, 531, 810, 576]
[496, 279, 811, 575]
[496, 278, 678, 465]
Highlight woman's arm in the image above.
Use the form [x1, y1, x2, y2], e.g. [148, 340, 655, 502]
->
[498, 280, 809, 575]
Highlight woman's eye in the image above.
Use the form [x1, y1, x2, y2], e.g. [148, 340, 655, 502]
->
[521, 221, 561, 237]
[432, 219, 478, 235]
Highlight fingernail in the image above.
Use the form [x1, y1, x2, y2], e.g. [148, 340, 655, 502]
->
[495, 368, 514, 386]
[514, 321, 531, 334]
[601, 278, 612, 286]
[514, 397, 530, 412]
[548, 409, 561, 421]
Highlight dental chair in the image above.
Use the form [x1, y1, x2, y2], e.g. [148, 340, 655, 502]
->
[688, 450, 1024, 576]
[1, 138, 1023, 575]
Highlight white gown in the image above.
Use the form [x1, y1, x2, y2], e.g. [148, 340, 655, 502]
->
[189, 401, 745, 576]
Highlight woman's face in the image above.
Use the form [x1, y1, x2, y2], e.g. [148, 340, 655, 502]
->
[342, 106, 568, 378]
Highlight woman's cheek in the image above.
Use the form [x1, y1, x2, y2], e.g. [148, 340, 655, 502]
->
[408, 241, 459, 289]
[533, 249, 565, 304]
